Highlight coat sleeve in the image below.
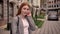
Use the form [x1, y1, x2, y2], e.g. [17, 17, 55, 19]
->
[11, 17, 17, 34]
[26, 16, 38, 31]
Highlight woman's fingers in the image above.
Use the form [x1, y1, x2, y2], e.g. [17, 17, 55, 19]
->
[27, 11, 31, 16]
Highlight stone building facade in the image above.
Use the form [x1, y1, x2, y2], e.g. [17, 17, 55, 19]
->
[0, 0, 41, 28]
[0, 0, 18, 27]
[0, 0, 8, 26]
[46, 0, 60, 16]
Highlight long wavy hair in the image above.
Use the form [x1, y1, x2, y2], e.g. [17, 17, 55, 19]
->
[16, 2, 31, 16]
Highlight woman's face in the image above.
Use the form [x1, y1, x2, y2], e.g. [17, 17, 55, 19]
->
[21, 5, 30, 16]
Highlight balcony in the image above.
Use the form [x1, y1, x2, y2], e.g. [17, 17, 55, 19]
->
[47, 3, 60, 9]
[57, 2, 60, 8]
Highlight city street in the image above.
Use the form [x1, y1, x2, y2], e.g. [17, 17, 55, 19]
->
[32, 15, 60, 34]
[39, 20, 60, 34]
[0, 0, 60, 34]
[0, 15, 60, 34]
[0, 29, 10, 34]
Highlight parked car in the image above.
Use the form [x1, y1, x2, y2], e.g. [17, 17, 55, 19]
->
[48, 11, 58, 21]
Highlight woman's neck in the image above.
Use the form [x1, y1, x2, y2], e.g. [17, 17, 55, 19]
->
[20, 14, 26, 19]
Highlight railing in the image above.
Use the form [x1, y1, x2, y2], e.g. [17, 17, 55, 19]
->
[47, 3, 60, 9]
[46, 0, 60, 9]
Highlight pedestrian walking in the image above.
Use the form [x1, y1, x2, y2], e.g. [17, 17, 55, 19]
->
[11, 2, 37, 34]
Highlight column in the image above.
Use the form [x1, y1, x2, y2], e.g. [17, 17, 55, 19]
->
[3, 0, 7, 23]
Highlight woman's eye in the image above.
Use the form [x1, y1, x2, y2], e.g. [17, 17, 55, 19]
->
[23, 8, 26, 10]
[27, 9, 29, 10]
[23, 8, 30, 10]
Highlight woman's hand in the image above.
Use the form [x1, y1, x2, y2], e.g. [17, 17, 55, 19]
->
[27, 11, 31, 16]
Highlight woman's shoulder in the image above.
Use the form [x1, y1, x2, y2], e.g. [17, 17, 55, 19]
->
[11, 16, 18, 23]
[13, 16, 18, 20]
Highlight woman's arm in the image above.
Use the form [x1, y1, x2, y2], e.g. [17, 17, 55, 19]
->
[26, 11, 38, 31]
[26, 16, 38, 31]
[11, 17, 17, 34]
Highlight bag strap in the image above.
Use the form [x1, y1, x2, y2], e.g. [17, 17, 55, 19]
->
[17, 16, 19, 26]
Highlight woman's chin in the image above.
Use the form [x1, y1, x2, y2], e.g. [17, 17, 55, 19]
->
[24, 14, 27, 16]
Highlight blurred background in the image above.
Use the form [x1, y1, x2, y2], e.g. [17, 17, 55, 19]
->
[0, 0, 60, 34]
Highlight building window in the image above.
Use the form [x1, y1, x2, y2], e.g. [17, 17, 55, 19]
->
[57, 4, 58, 7]
[54, 5, 56, 7]
[0, 1, 3, 19]
[9, 2, 14, 23]
[9, 2, 14, 17]
[48, 5, 52, 8]
[52, 5, 53, 7]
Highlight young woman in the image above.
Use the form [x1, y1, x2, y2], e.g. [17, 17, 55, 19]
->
[11, 2, 37, 34]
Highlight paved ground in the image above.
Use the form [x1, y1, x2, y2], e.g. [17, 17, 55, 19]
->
[0, 15, 60, 34]
[32, 15, 60, 34]
[0, 19, 6, 26]
[0, 29, 10, 34]
[39, 20, 60, 34]
[0, 19, 10, 34]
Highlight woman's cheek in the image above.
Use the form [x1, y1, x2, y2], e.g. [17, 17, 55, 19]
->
[24, 11, 27, 15]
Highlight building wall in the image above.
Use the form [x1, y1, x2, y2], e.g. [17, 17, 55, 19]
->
[0, 0, 41, 24]
[0, 0, 7, 27]
[47, 0, 60, 9]
[46, 0, 60, 17]
[0, 0, 3, 19]
[3, 0, 7, 21]
[0, 0, 18, 25]
[32, 0, 40, 17]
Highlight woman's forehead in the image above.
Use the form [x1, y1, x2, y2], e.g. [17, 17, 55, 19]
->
[22, 5, 30, 8]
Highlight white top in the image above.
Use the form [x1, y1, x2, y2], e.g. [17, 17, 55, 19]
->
[22, 18, 29, 34]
